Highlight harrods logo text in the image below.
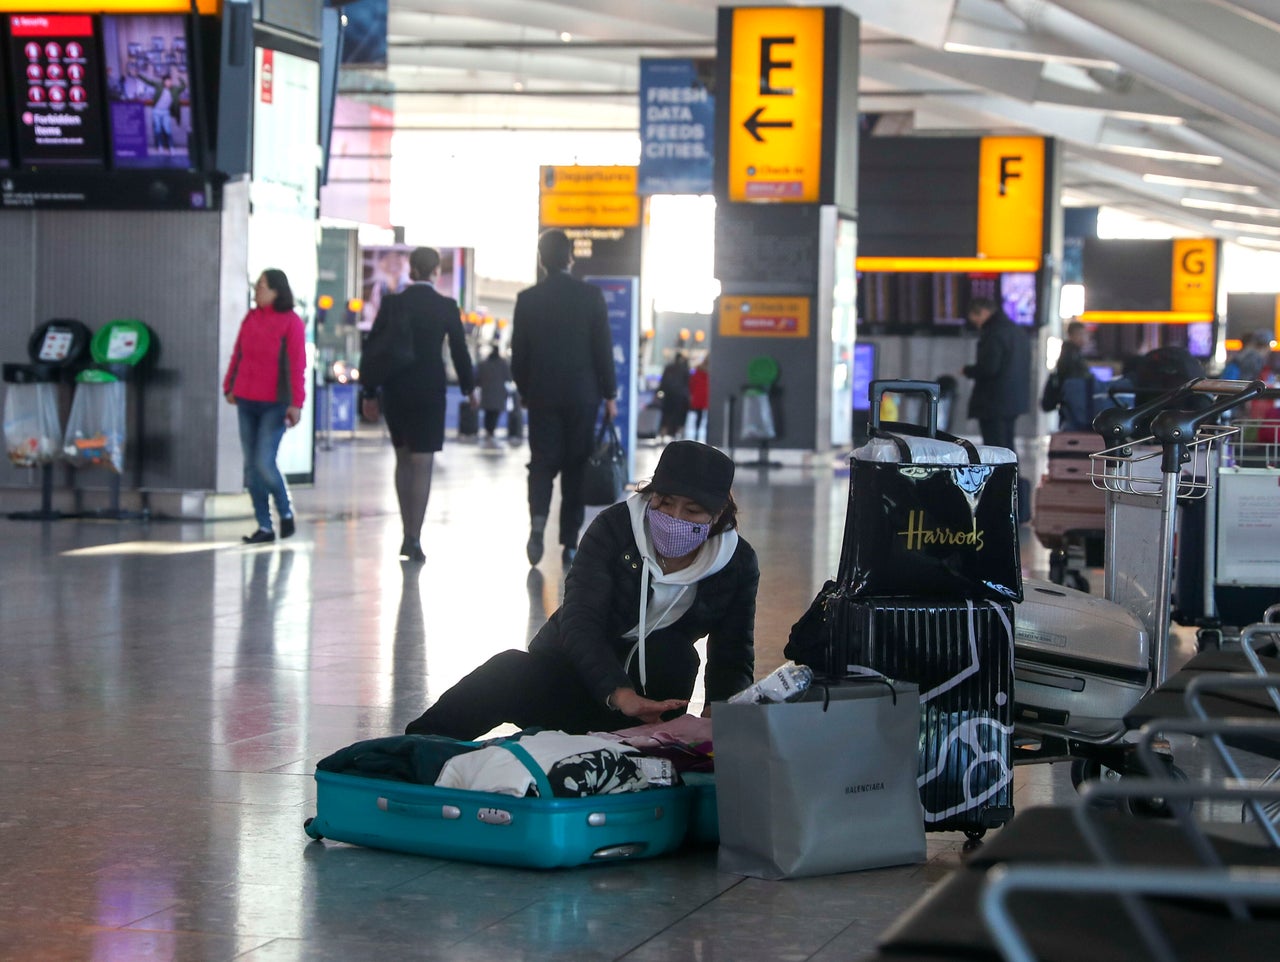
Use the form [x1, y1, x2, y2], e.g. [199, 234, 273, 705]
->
[897, 510, 985, 551]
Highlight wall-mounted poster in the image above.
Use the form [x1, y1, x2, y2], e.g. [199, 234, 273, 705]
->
[8, 13, 106, 166]
[101, 14, 192, 168]
[357, 245, 472, 331]
[252, 46, 320, 217]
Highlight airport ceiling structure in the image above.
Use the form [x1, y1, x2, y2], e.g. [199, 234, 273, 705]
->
[340, 0, 1280, 250]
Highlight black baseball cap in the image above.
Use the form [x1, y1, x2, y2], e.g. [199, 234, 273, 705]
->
[650, 441, 735, 511]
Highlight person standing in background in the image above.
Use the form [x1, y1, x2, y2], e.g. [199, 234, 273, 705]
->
[1056, 320, 1091, 382]
[658, 352, 691, 440]
[477, 340, 512, 445]
[511, 229, 618, 568]
[1228, 329, 1274, 382]
[360, 247, 477, 563]
[223, 269, 306, 545]
[688, 358, 710, 442]
[962, 296, 1030, 450]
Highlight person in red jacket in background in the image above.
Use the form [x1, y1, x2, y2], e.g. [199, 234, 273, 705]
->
[223, 269, 307, 544]
[688, 358, 710, 442]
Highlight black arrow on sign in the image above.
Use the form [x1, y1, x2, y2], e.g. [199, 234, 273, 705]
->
[742, 106, 793, 143]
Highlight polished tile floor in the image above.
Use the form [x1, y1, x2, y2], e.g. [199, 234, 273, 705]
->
[1, 428, 1123, 961]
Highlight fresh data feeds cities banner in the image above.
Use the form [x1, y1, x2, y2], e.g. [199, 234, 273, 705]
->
[638, 58, 714, 196]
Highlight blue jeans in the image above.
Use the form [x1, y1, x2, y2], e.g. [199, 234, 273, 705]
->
[237, 400, 292, 531]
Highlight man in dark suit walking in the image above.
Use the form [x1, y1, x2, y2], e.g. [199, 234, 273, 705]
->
[361, 247, 477, 562]
[511, 229, 618, 566]
[962, 296, 1030, 451]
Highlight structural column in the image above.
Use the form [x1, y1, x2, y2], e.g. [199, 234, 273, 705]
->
[711, 5, 860, 455]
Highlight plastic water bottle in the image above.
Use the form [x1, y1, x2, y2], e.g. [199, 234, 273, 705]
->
[728, 662, 814, 705]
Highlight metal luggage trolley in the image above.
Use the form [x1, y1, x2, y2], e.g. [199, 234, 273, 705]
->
[1090, 417, 1236, 690]
[1013, 378, 1272, 789]
[1181, 413, 1280, 644]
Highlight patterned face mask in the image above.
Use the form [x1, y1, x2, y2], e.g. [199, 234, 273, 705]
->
[647, 504, 712, 558]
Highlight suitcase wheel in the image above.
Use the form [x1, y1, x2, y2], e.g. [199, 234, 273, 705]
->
[1071, 757, 1189, 819]
[303, 816, 324, 841]
[591, 843, 648, 860]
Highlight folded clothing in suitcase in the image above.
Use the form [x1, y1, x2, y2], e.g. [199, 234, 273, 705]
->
[305, 736, 692, 868]
[786, 587, 1015, 835]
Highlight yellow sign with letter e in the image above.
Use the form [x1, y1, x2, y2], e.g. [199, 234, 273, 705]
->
[727, 7, 825, 203]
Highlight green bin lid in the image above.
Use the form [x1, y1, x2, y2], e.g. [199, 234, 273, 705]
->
[89, 319, 151, 367]
[746, 356, 779, 389]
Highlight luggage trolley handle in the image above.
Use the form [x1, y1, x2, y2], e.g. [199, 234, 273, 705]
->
[1150, 378, 1268, 472]
[868, 379, 941, 436]
[1093, 377, 1266, 450]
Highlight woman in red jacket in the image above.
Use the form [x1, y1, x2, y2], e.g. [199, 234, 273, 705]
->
[223, 269, 307, 544]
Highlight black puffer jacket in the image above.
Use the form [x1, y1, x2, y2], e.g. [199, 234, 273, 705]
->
[528, 501, 758, 706]
[964, 309, 1031, 419]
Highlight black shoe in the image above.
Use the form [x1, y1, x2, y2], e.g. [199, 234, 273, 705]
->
[280, 516, 296, 539]
[561, 546, 577, 567]
[399, 538, 426, 562]
[242, 529, 275, 544]
[526, 529, 544, 566]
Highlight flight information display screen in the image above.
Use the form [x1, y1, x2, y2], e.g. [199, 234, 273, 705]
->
[8, 13, 105, 166]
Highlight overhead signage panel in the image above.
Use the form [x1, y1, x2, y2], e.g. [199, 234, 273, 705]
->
[727, 6, 824, 203]
[539, 193, 640, 229]
[1170, 238, 1217, 315]
[719, 295, 811, 337]
[638, 58, 714, 196]
[976, 136, 1045, 260]
[540, 165, 637, 196]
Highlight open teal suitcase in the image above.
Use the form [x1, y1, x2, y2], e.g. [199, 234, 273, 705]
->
[303, 739, 692, 868]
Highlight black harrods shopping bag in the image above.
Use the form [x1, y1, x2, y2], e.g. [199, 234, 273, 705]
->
[838, 424, 1023, 603]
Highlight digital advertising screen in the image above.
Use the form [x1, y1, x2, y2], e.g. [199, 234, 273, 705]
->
[1001, 271, 1038, 326]
[851, 342, 877, 411]
[8, 13, 106, 166]
[1089, 365, 1114, 382]
[101, 14, 192, 169]
[1186, 321, 1214, 358]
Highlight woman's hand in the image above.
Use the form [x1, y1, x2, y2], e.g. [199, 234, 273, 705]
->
[284, 405, 301, 428]
[224, 392, 236, 406]
[610, 687, 688, 725]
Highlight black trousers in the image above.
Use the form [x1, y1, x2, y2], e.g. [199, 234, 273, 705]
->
[403, 645, 699, 740]
[526, 402, 598, 547]
[978, 417, 1017, 451]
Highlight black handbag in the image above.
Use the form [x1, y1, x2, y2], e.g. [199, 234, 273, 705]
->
[582, 419, 626, 506]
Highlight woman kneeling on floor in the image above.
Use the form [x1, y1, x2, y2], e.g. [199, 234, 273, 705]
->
[404, 440, 759, 738]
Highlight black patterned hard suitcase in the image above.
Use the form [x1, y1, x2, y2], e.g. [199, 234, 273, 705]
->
[787, 587, 1016, 837]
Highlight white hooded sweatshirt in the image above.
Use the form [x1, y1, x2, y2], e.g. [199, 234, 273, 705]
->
[621, 492, 739, 693]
